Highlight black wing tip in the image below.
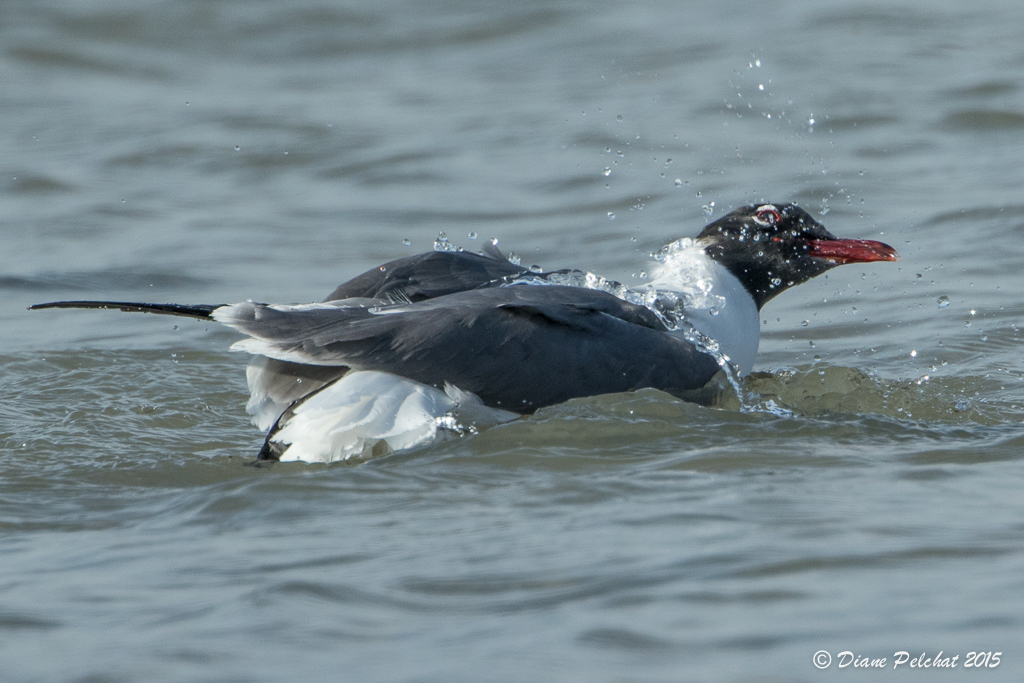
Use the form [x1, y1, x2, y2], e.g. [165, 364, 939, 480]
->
[28, 300, 222, 320]
[29, 300, 132, 312]
[28, 301, 67, 311]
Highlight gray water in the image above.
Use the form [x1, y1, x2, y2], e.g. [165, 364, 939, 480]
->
[3, 0, 1024, 681]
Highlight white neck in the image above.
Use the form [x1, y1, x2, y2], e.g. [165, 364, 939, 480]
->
[636, 239, 760, 375]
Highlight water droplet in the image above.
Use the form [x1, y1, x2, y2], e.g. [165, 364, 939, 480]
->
[607, 212, 616, 220]
[605, 147, 611, 153]
[755, 59, 761, 67]
[616, 115, 623, 122]
[813, 354, 821, 361]
[801, 320, 809, 327]
[937, 295, 950, 309]
[808, 117, 815, 126]
[630, 236, 637, 243]
[771, 277, 782, 286]
[529, 264, 542, 273]
[709, 308, 719, 316]
[434, 231, 458, 253]
[639, 271, 648, 279]
[758, 84, 764, 91]
[402, 238, 411, 246]
[910, 349, 917, 358]
[603, 167, 612, 176]
[674, 178, 682, 187]
[234, 146, 241, 152]
[809, 340, 816, 348]
[468, 231, 477, 240]
[954, 400, 968, 412]
[701, 204, 714, 217]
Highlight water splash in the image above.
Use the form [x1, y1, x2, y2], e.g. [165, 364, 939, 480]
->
[434, 231, 461, 253]
[435, 414, 477, 436]
[675, 318, 752, 409]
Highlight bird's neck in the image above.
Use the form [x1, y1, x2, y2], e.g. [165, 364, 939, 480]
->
[637, 239, 761, 375]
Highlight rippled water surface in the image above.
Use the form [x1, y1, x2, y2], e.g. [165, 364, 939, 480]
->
[3, 1, 1024, 681]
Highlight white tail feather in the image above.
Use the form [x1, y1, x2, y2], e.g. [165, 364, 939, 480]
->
[269, 371, 513, 464]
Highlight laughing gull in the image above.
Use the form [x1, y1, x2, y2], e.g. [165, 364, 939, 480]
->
[31, 203, 898, 463]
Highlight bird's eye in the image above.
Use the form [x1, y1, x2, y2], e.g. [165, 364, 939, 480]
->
[755, 207, 781, 226]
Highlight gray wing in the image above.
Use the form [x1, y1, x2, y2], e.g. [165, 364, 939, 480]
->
[214, 285, 721, 413]
[322, 250, 526, 303]
[30, 251, 530, 429]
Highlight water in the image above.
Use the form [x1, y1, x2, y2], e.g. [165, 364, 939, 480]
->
[3, 0, 1024, 680]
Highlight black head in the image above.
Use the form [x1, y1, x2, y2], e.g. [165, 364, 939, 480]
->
[697, 203, 898, 310]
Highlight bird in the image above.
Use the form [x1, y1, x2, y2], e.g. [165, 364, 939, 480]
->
[31, 203, 898, 463]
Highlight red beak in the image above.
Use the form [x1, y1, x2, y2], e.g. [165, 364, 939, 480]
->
[806, 239, 899, 264]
